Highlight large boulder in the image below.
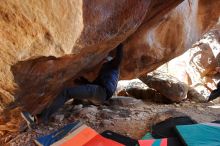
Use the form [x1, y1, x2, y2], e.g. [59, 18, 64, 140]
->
[186, 28, 220, 101]
[0, 0, 152, 133]
[140, 72, 188, 102]
[121, 0, 220, 79]
[117, 79, 169, 103]
[0, 0, 220, 134]
[116, 79, 148, 95]
[156, 27, 220, 102]
[0, 0, 183, 133]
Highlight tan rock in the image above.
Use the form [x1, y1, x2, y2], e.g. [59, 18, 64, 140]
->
[186, 28, 220, 100]
[0, 0, 220, 133]
[158, 28, 220, 101]
[0, 0, 152, 133]
[140, 72, 188, 102]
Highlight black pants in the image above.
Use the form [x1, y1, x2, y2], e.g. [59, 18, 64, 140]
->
[40, 84, 107, 123]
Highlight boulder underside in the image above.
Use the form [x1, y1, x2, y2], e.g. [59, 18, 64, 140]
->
[0, 0, 220, 134]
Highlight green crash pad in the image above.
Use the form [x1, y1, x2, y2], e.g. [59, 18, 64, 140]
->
[176, 123, 220, 146]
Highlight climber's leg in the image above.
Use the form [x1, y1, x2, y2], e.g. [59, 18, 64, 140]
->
[40, 84, 107, 123]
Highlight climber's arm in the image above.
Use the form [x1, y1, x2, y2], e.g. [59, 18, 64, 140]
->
[110, 44, 123, 68]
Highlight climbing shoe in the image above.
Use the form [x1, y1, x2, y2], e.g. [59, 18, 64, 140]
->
[20, 111, 36, 130]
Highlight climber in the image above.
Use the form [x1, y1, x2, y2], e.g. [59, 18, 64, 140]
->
[21, 44, 123, 128]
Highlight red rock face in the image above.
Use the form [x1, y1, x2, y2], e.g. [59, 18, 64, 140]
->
[121, 0, 220, 79]
[0, 0, 219, 133]
[0, 0, 152, 133]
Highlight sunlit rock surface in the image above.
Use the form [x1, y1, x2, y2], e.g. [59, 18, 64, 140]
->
[157, 27, 220, 101]
[0, 0, 220, 133]
[0, 0, 153, 133]
[140, 71, 188, 102]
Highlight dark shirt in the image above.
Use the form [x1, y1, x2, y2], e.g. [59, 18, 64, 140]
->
[93, 44, 123, 99]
